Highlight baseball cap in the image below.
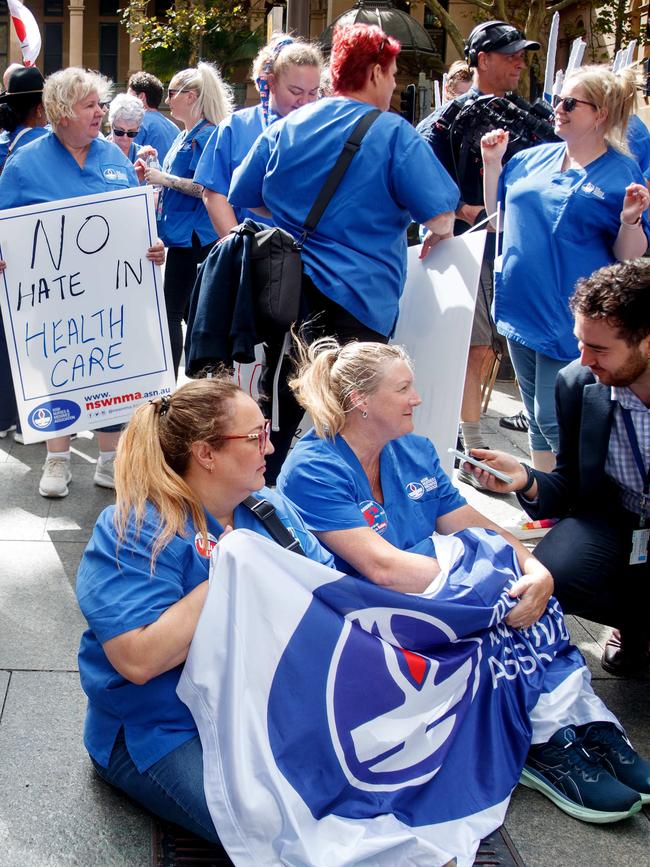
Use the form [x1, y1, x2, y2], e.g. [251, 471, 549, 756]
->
[466, 22, 540, 57]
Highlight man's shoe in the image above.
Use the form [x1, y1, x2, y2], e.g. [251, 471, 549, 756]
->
[0, 424, 16, 438]
[601, 630, 650, 679]
[93, 458, 115, 490]
[520, 725, 642, 823]
[499, 410, 529, 432]
[39, 457, 72, 498]
[578, 722, 650, 805]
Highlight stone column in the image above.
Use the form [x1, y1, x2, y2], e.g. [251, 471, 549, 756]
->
[68, 0, 85, 68]
[128, 29, 142, 76]
[286, 0, 310, 38]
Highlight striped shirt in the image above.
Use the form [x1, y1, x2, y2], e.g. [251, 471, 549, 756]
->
[605, 386, 650, 516]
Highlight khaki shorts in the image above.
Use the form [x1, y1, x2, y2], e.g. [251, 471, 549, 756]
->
[471, 258, 496, 346]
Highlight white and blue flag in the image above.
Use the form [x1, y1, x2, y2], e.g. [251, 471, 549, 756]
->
[178, 528, 614, 866]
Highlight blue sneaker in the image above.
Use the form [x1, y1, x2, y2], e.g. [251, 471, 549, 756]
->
[520, 725, 642, 823]
[578, 722, 650, 805]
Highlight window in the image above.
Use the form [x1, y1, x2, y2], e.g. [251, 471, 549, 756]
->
[424, 3, 447, 62]
[44, 23, 63, 76]
[100, 0, 119, 16]
[44, 0, 64, 15]
[99, 23, 118, 82]
[0, 20, 7, 76]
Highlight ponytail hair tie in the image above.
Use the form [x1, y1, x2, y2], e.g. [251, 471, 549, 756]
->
[150, 395, 171, 417]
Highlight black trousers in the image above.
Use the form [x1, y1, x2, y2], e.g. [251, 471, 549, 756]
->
[534, 506, 649, 637]
[260, 275, 388, 485]
[164, 234, 215, 379]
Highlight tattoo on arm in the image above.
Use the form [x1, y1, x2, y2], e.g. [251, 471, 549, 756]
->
[166, 174, 204, 198]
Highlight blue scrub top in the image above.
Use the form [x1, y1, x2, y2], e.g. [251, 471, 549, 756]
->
[495, 142, 650, 361]
[0, 124, 48, 170]
[157, 119, 217, 248]
[76, 489, 333, 773]
[277, 431, 466, 576]
[0, 132, 138, 208]
[627, 114, 650, 178]
[194, 104, 277, 229]
[229, 97, 460, 337]
[134, 109, 179, 163]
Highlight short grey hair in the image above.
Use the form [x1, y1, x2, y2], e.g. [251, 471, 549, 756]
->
[43, 67, 112, 127]
[108, 92, 145, 128]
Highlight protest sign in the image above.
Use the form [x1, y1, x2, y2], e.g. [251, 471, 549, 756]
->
[393, 231, 486, 478]
[0, 187, 174, 443]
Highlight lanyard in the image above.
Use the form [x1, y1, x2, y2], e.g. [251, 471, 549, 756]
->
[621, 407, 649, 527]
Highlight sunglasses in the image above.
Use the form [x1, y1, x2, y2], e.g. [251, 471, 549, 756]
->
[554, 96, 597, 113]
[112, 127, 139, 137]
[167, 87, 185, 98]
[220, 420, 271, 455]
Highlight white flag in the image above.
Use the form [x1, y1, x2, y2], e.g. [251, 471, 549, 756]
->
[7, 0, 41, 67]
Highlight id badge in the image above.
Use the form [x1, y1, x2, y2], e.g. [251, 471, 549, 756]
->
[630, 528, 649, 565]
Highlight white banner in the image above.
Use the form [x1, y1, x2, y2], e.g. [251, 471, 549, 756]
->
[393, 231, 486, 478]
[0, 187, 175, 442]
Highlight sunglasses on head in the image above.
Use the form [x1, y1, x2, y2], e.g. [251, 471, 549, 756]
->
[220, 420, 272, 455]
[112, 127, 139, 137]
[554, 96, 597, 113]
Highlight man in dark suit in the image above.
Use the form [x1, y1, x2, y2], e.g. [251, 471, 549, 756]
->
[465, 259, 650, 677]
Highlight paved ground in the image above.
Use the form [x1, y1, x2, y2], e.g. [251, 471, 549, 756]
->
[0, 379, 648, 866]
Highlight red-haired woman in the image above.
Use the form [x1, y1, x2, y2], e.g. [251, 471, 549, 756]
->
[229, 23, 459, 479]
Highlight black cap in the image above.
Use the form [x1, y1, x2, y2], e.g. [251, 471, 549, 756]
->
[0, 66, 45, 102]
[466, 21, 540, 58]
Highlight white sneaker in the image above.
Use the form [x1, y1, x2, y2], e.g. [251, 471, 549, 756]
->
[0, 424, 16, 438]
[502, 513, 558, 541]
[13, 431, 24, 444]
[94, 458, 115, 489]
[39, 457, 72, 498]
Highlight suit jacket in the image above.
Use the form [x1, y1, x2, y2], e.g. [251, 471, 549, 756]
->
[518, 359, 619, 519]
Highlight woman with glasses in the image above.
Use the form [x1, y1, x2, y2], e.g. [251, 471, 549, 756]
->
[139, 62, 233, 379]
[107, 93, 144, 163]
[76, 376, 332, 841]
[480, 65, 650, 473]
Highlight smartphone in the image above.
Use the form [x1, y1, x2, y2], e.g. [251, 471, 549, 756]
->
[447, 448, 514, 485]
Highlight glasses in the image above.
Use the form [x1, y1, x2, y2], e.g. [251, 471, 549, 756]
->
[112, 127, 139, 137]
[167, 87, 185, 98]
[220, 420, 271, 455]
[554, 96, 597, 113]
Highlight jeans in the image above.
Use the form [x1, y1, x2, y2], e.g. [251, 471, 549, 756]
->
[91, 730, 220, 843]
[507, 340, 570, 453]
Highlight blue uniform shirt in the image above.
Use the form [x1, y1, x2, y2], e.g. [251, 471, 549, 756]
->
[229, 97, 460, 336]
[627, 114, 650, 179]
[495, 142, 650, 360]
[77, 489, 333, 773]
[157, 120, 217, 248]
[194, 104, 277, 229]
[278, 431, 466, 576]
[134, 109, 179, 163]
[0, 124, 49, 170]
[0, 132, 138, 208]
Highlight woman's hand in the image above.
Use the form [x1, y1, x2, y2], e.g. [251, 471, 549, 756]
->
[144, 166, 166, 187]
[620, 182, 650, 226]
[0, 259, 6, 273]
[480, 128, 509, 166]
[146, 239, 165, 266]
[419, 228, 452, 259]
[136, 145, 158, 162]
[505, 562, 554, 629]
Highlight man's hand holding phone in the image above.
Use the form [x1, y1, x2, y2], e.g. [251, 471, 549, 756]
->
[457, 448, 530, 495]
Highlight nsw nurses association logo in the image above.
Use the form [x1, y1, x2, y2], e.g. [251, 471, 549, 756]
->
[326, 607, 482, 791]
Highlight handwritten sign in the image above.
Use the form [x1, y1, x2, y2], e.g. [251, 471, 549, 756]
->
[0, 187, 175, 443]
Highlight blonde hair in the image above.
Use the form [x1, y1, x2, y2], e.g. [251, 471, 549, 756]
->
[171, 61, 233, 126]
[564, 64, 638, 153]
[43, 67, 112, 127]
[289, 336, 411, 439]
[445, 60, 472, 98]
[114, 377, 240, 567]
[251, 34, 323, 85]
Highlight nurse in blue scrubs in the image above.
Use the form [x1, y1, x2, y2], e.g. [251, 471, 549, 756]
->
[0, 65, 49, 441]
[76, 377, 332, 841]
[107, 93, 144, 163]
[0, 67, 165, 498]
[278, 337, 554, 623]
[229, 24, 458, 481]
[141, 62, 233, 379]
[194, 35, 323, 238]
[481, 64, 650, 473]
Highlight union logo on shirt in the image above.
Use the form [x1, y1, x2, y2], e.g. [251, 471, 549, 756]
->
[194, 531, 218, 558]
[359, 500, 388, 534]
